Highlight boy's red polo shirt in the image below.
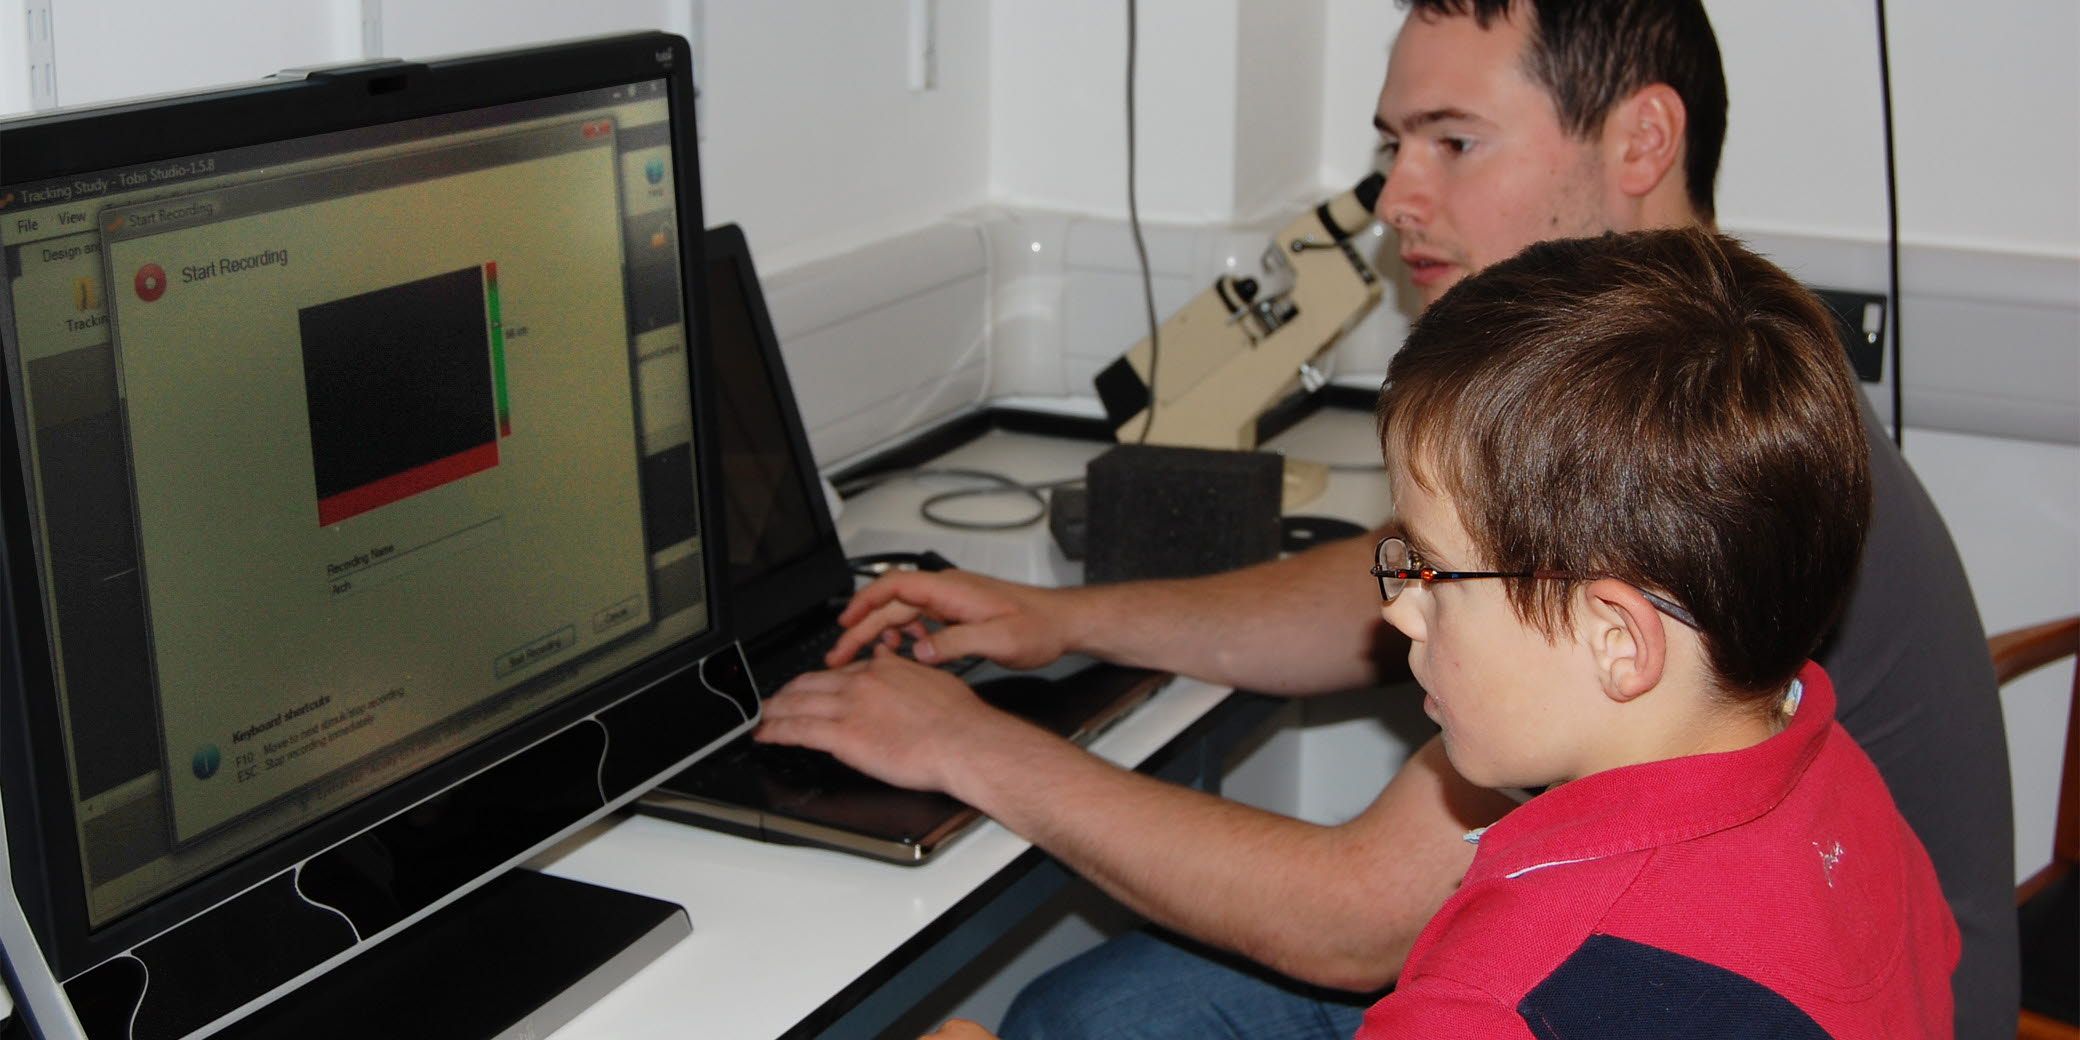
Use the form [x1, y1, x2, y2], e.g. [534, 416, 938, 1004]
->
[1360, 662, 1960, 1039]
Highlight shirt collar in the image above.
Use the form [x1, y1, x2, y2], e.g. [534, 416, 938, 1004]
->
[1464, 661, 1836, 884]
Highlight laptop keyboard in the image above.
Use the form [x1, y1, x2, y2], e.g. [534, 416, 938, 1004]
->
[754, 618, 978, 697]
[754, 618, 854, 696]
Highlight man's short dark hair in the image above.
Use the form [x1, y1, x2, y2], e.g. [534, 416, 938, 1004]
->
[1403, 0, 1728, 221]
[1376, 229, 1870, 700]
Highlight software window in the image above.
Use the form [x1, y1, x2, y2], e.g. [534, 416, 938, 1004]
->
[101, 121, 652, 843]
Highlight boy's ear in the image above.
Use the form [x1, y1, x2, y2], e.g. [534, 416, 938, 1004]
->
[1604, 82, 1686, 201]
[1578, 578, 1667, 703]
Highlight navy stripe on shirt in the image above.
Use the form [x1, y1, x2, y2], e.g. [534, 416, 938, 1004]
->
[1518, 934, 1831, 1039]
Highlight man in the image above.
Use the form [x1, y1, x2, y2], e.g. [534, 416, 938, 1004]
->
[758, 2, 2017, 1037]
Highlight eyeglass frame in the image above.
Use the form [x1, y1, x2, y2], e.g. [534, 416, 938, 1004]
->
[1370, 534, 1699, 629]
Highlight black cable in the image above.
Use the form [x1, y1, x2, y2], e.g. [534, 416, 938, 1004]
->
[1126, 0, 1160, 444]
[1875, 0, 1904, 448]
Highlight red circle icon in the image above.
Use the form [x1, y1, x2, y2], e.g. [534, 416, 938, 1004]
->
[134, 263, 168, 302]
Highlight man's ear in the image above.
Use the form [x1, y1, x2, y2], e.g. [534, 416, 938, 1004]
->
[1578, 578, 1667, 703]
[1605, 83, 1686, 201]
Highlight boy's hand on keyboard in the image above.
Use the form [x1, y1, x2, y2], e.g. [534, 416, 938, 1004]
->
[826, 570, 1078, 672]
[758, 645, 1053, 796]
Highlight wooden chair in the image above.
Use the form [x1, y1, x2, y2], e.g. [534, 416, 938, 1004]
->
[1989, 615, 2079, 1040]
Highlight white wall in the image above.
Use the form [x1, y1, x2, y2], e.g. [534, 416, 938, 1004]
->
[988, 0, 1241, 221]
[0, 0, 34, 114]
[987, 0, 1331, 223]
[45, 0, 362, 109]
[1315, 0, 1401, 193]
[693, 1, 990, 272]
[1231, 0, 1325, 221]
[1720, 0, 2080, 254]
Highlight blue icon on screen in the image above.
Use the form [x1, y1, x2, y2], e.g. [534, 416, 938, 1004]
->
[193, 744, 222, 780]
[644, 158, 666, 185]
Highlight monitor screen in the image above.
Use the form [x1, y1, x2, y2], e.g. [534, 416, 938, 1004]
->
[0, 35, 744, 1019]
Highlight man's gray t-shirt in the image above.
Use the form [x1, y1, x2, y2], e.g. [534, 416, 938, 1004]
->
[1823, 400, 2016, 1040]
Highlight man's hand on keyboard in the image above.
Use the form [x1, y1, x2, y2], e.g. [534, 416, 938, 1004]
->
[757, 645, 1052, 796]
[824, 569, 1080, 672]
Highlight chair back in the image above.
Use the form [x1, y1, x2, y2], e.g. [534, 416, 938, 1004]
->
[1990, 615, 2079, 889]
[1989, 615, 2078, 1040]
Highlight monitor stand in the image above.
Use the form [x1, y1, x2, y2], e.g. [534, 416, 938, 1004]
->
[213, 868, 686, 1039]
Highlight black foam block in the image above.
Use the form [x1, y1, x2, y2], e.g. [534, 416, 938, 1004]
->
[1083, 444, 1282, 585]
[1048, 485, 1090, 560]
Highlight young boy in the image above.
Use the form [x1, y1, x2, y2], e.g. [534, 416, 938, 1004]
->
[1359, 228, 1959, 1038]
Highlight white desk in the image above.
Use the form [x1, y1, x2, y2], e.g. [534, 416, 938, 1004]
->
[537, 405, 1392, 1039]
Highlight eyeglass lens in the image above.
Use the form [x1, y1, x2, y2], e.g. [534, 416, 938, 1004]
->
[1376, 536, 1408, 601]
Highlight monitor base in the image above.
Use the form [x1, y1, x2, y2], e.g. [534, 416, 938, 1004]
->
[214, 868, 686, 1040]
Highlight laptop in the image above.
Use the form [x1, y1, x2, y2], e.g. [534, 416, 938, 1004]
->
[636, 224, 1167, 863]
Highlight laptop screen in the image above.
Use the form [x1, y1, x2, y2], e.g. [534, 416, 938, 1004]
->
[2, 73, 714, 933]
[704, 227, 852, 639]
[710, 253, 822, 586]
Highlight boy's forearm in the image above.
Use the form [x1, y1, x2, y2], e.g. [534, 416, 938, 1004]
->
[1059, 532, 1399, 695]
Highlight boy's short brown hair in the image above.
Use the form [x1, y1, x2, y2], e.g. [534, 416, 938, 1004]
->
[1376, 228, 1870, 698]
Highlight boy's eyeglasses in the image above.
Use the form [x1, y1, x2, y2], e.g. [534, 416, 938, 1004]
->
[1370, 535, 1699, 629]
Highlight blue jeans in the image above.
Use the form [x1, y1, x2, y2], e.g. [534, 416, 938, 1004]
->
[999, 929, 1377, 1040]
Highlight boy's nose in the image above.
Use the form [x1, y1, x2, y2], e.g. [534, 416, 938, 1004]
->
[1381, 596, 1426, 644]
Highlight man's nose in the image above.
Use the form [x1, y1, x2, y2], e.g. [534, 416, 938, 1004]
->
[1377, 156, 1431, 231]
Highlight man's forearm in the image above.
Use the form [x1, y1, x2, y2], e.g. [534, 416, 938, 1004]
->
[942, 722, 1509, 991]
[1058, 532, 1399, 695]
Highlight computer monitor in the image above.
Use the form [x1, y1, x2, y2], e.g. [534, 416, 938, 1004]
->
[0, 33, 751, 1038]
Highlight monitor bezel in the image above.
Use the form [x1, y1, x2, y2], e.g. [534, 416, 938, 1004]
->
[0, 31, 735, 980]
